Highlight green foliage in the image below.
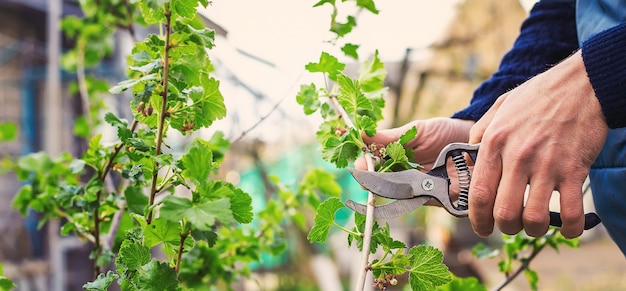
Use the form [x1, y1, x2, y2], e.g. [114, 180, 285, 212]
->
[0, 122, 17, 142]
[472, 228, 579, 290]
[0, 0, 323, 290]
[0, 263, 16, 291]
[300, 2, 455, 290]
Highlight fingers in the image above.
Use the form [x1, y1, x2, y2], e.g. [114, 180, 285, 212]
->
[522, 176, 552, 237]
[468, 143, 502, 237]
[556, 179, 585, 238]
[469, 93, 507, 144]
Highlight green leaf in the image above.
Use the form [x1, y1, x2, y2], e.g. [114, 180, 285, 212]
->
[125, 185, 148, 215]
[341, 43, 359, 60]
[307, 197, 344, 243]
[313, 0, 335, 7]
[436, 275, 486, 291]
[296, 83, 320, 115]
[471, 242, 499, 259]
[135, 260, 180, 291]
[193, 77, 227, 128]
[73, 116, 90, 138]
[144, 217, 181, 248]
[229, 186, 253, 224]
[356, 0, 379, 14]
[337, 74, 372, 116]
[109, 73, 157, 94]
[160, 196, 232, 231]
[320, 134, 359, 168]
[358, 50, 386, 94]
[305, 52, 345, 81]
[118, 240, 150, 271]
[180, 139, 214, 185]
[298, 168, 342, 199]
[0, 122, 18, 142]
[83, 271, 119, 291]
[331, 15, 357, 37]
[408, 245, 452, 290]
[524, 269, 539, 291]
[399, 126, 418, 145]
[173, 0, 198, 19]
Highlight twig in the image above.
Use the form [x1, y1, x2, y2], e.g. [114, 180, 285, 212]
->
[492, 229, 558, 291]
[232, 72, 304, 144]
[147, 11, 172, 225]
[175, 230, 189, 273]
[328, 95, 376, 291]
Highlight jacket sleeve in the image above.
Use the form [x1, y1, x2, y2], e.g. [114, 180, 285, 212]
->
[451, 1, 579, 121]
[582, 22, 626, 129]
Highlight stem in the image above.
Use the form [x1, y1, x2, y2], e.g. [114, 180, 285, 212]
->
[328, 95, 376, 291]
[147, 12, 172, 225]
[492, 229, 558, 291]
[76, 38, 92, 126]
[334, 222, 362, 237]
[175, 230, 189, 273]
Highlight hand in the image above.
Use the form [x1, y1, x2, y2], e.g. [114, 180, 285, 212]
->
[468, 50, 609, 239]
[355, 117, 474, 200]
[355, 117, 474, 171]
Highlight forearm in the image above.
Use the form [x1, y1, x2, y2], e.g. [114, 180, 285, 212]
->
[452, 1, 578, 121]
[581, 22, 626, 129]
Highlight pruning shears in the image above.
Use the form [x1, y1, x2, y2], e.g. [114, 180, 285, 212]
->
[345, 142, 602, 230]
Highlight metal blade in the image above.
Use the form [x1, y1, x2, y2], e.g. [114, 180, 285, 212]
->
[349, 168, 442, 200]
[345, 197, 431, 219]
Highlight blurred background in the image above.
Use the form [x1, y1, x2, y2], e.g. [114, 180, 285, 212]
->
[1, 0, 625, 290]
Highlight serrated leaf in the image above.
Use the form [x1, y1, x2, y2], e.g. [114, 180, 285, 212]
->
[471, 242, 499, 259]
[436, 275, 486, 291]
[296, 83, 320, 115]
[321, 134, 359, 168]
[399, 126, 418, 145]
[331, 15, 357, 37]
[83, 271, 118, 291]
[305, 52, 345, 81]
[229, 186, 253, 224]
[298, 168, 342, 199]
[358, 50, 386, 94]
[313, 0, 335, 7]
[144, 217, 181, 248]
[356, 0, 379, 14]
[524, 269, 539, 291]
[408, 245, 452, 290]
[135, 260, 180, 291]
[0, 122, 18, 142]
[341, 43, 359, 60]
[160, 196, 232, 231]
[308, 198, 344, 243]
[337, 74, 372, 116]
[118, 240, 150, 271]
[194, 77, 227, 128]
[173, 0, 197, 18]
[180, 139, 214, 184]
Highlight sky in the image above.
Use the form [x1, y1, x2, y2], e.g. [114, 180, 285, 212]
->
[195, 0, 536, 143]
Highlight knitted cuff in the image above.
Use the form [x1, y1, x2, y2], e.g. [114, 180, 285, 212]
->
[582, 22, 626, 129]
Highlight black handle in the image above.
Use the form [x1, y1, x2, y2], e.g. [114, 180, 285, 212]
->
[549, 211, 601, 230]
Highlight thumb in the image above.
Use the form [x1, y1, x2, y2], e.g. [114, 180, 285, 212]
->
[469, 93, 507, 144]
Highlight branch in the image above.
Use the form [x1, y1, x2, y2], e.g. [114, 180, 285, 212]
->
[492, 229, 557, 291]
[147, 11, 172, 225]
[328, 95, 376, 291]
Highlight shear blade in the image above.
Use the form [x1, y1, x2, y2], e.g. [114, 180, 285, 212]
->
[349, 168, 431, 200]
[345, 197, 430, 219]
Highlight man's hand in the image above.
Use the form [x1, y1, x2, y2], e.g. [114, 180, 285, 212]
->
[468, 50, 609, 239]
[355, 117, 474, 172]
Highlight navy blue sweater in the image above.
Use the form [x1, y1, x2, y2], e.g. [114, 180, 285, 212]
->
[451, 1, 626, 129]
